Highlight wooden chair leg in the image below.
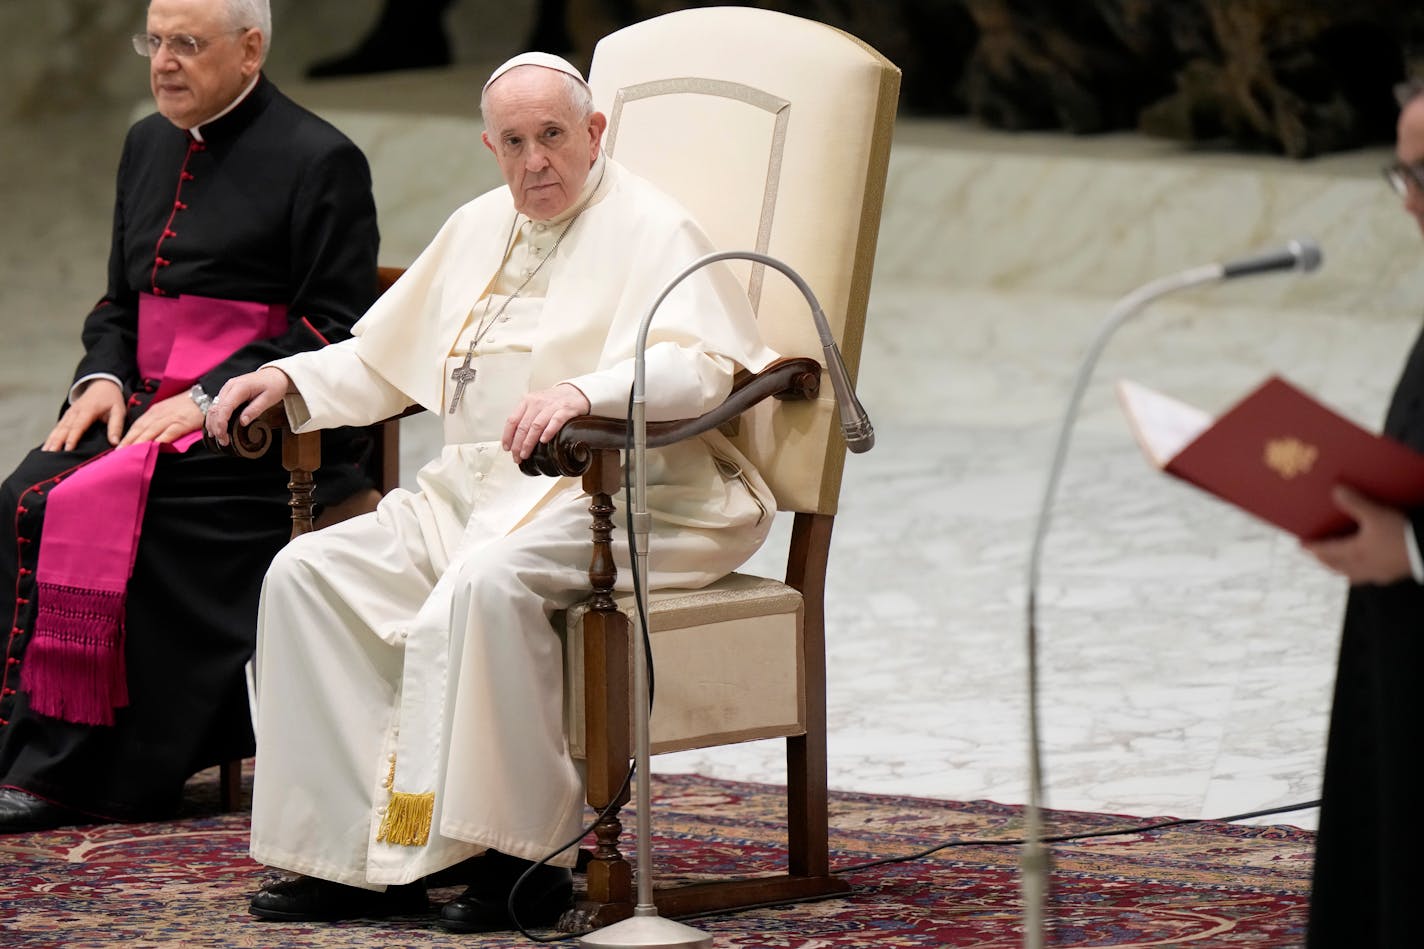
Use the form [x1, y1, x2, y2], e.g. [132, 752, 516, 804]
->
[563, 453, 634, 933]
[219, 758, 243, 812]
[614, 510, 850, 918]
[562, 472, 849, 928]
[617, 512, 849, 920]
[787, 511, 834, 877]
[568, 608, 633, 931]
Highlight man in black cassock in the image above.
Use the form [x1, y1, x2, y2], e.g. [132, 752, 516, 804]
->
[0, 0, 378, 832]
[1305, 79, 1424, 947]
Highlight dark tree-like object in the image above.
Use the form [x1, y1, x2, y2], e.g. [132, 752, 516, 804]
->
[1141, 0, 1403, 157]
[958, 0, 1177, 133]
[563, 0, 1414, 157]
[566, 0, 975, 115]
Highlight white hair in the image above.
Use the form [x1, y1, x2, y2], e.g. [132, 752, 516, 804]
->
[222, 0, 272, 62]
[479, 68, 593, 124]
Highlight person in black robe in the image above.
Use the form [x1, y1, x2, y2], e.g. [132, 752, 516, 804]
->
[1305, 78, 1424, 947]
[0, 0, 378, 832]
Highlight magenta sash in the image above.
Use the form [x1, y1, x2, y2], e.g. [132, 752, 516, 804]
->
[21, 293, 287, 726]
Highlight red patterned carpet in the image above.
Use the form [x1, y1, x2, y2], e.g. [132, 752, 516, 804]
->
[0, 769, 1312, 947]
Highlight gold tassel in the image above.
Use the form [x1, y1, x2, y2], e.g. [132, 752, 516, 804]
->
[376, 791, 435, 846]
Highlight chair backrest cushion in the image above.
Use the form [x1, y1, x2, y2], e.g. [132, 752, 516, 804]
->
[588, 8, 900, 515]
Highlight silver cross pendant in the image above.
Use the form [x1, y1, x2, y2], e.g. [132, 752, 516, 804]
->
[448, 350, 477, 413]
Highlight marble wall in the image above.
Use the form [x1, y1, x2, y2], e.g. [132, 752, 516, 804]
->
[881, 121, 1424, 321]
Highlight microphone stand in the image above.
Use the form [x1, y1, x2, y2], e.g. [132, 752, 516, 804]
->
[1020, 263, 1219, 948]
[580, 250, 871, 949]
[1019, 242, 1320, 948]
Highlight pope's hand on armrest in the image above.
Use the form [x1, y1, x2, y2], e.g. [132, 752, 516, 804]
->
[502, 382, 591, 462]
[205, 367, 294, 447]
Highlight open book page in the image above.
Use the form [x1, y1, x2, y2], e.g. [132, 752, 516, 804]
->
[1116, 379, 1213, 468]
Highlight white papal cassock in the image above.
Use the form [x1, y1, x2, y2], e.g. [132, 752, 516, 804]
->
[247, 155, 778, 889]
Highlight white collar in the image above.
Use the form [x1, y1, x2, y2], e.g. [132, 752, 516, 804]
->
[188, 74, 261, 142]
[526, 151, 609, 228]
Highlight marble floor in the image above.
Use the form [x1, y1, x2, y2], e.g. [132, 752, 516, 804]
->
[5, 14, 1423, 839]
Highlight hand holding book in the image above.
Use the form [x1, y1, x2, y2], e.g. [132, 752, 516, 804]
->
[1301, 485, 1414, 585]
[1118, 376, 1424, 543]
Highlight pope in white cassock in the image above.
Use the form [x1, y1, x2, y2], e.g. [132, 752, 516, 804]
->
[205, 52, 778, 932]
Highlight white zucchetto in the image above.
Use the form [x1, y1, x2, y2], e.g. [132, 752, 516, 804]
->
[483, 52, 588, 93]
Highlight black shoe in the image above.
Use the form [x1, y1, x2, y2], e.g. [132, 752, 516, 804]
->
[0, 787, 95, 834]
[250, 875, 429, 921]
[437, 852, 573, 933]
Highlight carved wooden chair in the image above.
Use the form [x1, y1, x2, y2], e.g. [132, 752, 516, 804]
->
[218, 6, 899, 927]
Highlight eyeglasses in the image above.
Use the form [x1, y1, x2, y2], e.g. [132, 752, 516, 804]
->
[131, 29, 245, 59]
[1383, 160, 1424, 197]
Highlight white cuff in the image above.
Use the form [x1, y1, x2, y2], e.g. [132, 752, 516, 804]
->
[68, 372, 125, 405]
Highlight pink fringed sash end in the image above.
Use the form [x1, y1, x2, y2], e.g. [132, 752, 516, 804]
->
[19, 294, 285, 728]
[21, 582, 129, 726]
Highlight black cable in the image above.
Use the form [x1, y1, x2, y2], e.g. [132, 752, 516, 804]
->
[504, 386, 654, 942]
[658, 799, 1327, 932]
[503, 771, 634, 943]
[829, 798, 1321, 875]
[505, 795, 1321, 940]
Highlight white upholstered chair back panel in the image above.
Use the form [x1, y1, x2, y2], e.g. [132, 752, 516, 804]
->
[588, 7, 899, 515]
[554, 13, 898, 919]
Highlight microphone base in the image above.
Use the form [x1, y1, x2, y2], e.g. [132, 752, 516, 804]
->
[579, 912, 713, 948]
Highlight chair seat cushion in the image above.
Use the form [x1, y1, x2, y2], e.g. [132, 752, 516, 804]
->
[563, 572, 806, 757]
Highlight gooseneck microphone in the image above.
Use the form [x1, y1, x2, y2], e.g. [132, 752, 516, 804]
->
[580, 250, 873, 949]
[1019, 238, 1324, 949]
[1218, 238, 1324, 280]
[633, 251, 872, 454]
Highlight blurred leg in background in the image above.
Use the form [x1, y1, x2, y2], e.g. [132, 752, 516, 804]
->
[306, 0, 575, 79]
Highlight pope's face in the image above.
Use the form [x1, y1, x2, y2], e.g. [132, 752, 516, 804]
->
[146, 0, 262, 130]
[481, 68, 607, 220]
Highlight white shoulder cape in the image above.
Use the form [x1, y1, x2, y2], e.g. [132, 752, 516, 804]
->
[351, 158, 778, 415]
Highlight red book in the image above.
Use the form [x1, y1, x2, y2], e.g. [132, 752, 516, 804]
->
[1118, 376, 1424, 541]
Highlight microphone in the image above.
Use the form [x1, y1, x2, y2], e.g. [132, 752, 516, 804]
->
[1218, 238, 1323, 280]
[826, 346, 875, 453]
[1019, 237, 1323, 949]
[580, 249, 872, 949]
[633, 250, 873, 455]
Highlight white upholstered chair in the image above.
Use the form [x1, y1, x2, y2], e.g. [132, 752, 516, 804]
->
[536, 6, 900, 929]
[217, 4, 899, 929]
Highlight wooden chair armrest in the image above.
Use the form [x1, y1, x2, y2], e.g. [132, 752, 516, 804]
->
[202, 404, 290, 460]
[204, 403, 425, 535]
[519, 356, 822, 478]
[203, 403, 427, 463]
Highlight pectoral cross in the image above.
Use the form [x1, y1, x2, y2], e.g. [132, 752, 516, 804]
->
[448, 350, 477, 413]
